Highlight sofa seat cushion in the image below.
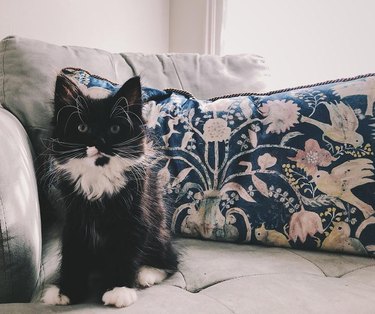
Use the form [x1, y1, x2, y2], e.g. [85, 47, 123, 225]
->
[9, 238, 375, 313]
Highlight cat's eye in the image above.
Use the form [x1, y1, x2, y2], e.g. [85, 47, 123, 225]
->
[77, 123, 88, 133]
[110, 124, 121, 134]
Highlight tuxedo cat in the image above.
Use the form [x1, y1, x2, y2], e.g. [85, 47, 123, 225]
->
[40, 74, 178, 308]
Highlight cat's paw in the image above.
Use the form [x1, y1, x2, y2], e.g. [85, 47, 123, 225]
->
[41, 285, 70, 305]
[137, 266, 167, 288]
[102, 287, 137, 308]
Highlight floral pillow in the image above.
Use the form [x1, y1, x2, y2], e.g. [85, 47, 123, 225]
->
[60, 68, 375, 256]
[147, 74, 375, 257]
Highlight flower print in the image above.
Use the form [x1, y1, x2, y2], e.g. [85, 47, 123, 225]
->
[158, 160, 171, 187]
[289, 139, 336, 175]
[289, 207, 324, 243]
[201, 98, 235, 113]
[247, 185, 255, 197]
[259, 99, 300, 134]
[258, 153, 277, 170]
[203, 118, 231, 142]
[279, 191, 289, 203]
[143, 101, 164, 128]
[285, 197, 295, 209]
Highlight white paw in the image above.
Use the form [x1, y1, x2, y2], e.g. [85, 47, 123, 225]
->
[41, 285, 70, 305]
[102, 287, 137, 308]
[137, 266, 167, 288]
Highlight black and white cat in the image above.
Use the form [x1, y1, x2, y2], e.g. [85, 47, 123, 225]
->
[40, 74, 178, 308]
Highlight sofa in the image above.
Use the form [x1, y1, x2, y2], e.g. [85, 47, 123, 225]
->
[1, 36, 375, 313]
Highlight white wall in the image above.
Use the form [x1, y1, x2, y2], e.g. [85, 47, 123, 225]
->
[0, 0, 170, 53]
[169, 0, 207, 54]
[222, 0, 375, 89]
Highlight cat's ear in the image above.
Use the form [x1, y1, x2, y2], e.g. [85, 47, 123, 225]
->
[114, 76, 142, 115]
[54, 74, 84, 108]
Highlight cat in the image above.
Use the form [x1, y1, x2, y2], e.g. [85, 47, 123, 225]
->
[40, 74, 178, 308]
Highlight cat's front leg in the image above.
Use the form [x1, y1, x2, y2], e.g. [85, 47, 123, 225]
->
[102, 286, 138, 308]
[41, 285, 70, 305]
[42, 232, 89, 305]
[101, 257, 138, 308]
[136, 266, 167, 288]
[59, 239, 90, 304]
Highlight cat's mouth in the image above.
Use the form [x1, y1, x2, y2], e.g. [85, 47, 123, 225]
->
[87, 146, 102, 157]
[86, 146, 110, 166]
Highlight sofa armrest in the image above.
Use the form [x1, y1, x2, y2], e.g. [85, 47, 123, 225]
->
[0, 107, 41, 302]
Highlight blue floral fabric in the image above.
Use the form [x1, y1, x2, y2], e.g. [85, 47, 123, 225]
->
[61, 68, 375, 256]
[146, 76, 375, 257]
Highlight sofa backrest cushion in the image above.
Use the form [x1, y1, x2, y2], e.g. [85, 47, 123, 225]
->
[0, 36, 269, 155]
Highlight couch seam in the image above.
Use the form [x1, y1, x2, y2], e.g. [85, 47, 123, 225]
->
[0, 194, 12, 298]
[121, 55, 137, 77]
[193, 272, 325, 293]
[201, 293, 235, 314]
[0, 38, 8, 105]
[338, 264, 375, 278]
[176, 270, 187, 290]
[287, 250, 328, 277]
[195, 272, 328, 314]
[165, 285, 235, 313]
[169, 55, 184, 90]
[0, 196, 6, 286]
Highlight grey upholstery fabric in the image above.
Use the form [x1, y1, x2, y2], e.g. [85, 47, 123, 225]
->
[122, 52, 269, 98]
[0, 108, 41, 302]
[0, 36, 269, 156]
[2, 239, 375, 313]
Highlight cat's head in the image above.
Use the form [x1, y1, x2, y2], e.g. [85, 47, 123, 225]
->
[51, 74, 145, 168]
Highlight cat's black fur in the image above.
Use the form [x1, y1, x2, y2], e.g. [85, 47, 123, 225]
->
[41, 74, 178, 304]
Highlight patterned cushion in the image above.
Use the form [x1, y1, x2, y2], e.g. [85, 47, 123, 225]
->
[62, 68, 375, 256]
[148, 75, 375, 257]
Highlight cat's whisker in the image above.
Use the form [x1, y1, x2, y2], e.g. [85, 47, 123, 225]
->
[45, 138, 84, 147]
[64, 111, 80, 135]
[112, 135, 145, 147]
[113, 145, 144, 152]
[110, 97, 135, 130]
[109, 97, 128, 118]
[112, 115, 136, 128]
[76, 95, 89, 111]
[126, 109, 144, 126]
[42, 145, 86, 155]
[75, 96, 88, 124]
[55, 104, 82, 126]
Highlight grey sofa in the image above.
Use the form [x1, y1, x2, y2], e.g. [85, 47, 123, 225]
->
[1, 36, 375, 313]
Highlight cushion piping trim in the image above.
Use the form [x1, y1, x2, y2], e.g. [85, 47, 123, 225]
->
[209, 72, 375, 101]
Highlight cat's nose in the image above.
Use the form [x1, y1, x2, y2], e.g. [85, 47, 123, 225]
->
[96, 136, 106, 146]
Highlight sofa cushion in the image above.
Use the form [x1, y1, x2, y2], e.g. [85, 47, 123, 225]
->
[0, 109, 41, 302]
[23, 239, 375, 313]
[147, 74, 375, 256]
[0, 36, 268, 156]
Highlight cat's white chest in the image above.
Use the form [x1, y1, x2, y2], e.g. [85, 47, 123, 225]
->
[56, 155, 130, 200]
